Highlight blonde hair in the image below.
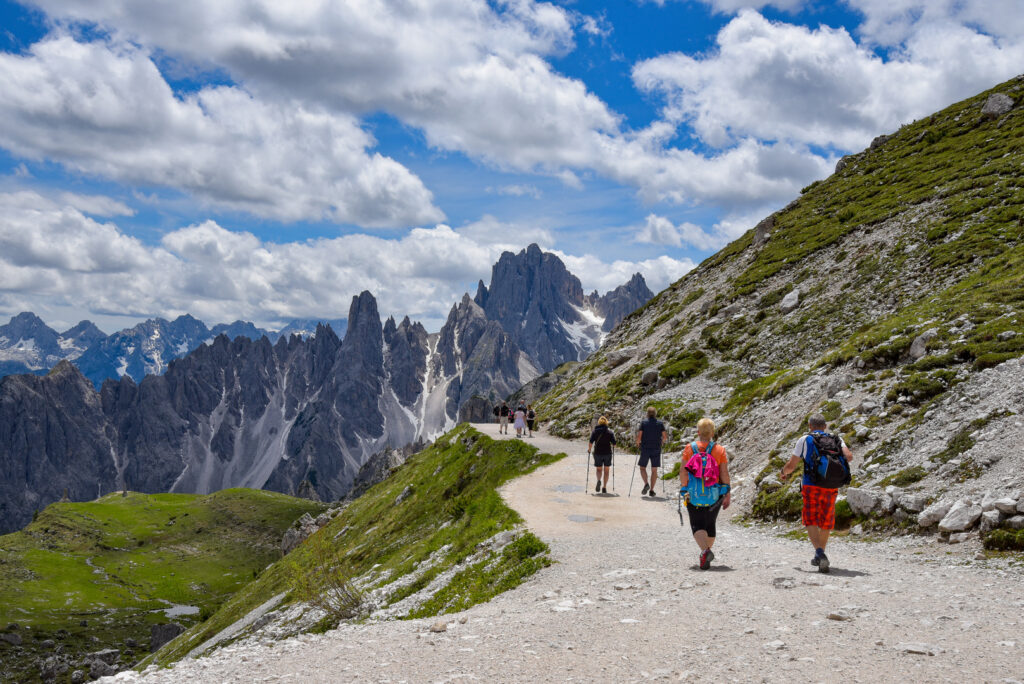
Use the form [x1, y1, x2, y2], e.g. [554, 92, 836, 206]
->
[697, 417, 715, 441]
[598, 416, 609, 426]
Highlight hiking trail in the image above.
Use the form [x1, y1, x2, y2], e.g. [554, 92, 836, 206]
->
[109, 423, 1024, 683]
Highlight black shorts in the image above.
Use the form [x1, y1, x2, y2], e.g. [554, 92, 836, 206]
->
[687, 499, 723, 537]
[638, 448, 661, 468]
[593, 452, 612, 467]
[527, 419, 535, 430]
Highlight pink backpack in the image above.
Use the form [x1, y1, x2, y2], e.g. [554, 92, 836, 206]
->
[685, 441, 720, 486]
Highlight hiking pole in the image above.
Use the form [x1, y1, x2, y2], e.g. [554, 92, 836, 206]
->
[585, 451, 590, 494]
[612, 447, 616, 492]
[628, 453, 639, 497]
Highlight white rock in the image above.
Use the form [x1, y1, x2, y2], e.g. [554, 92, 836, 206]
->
[918, 500, 954, 527]
[899, 493, 929, 513]
[763, 640, 786, 651]
[779, 290, 800, 314]
[827, 610, 854, 621]
[896, 642, 939, 656]
[1004, 515, 1024, 530]
[846, 487, 881, 516]
[979, 510, 1002, 532]
[948, 532, 974, 544]
[980, 491, 999, 512]
[908, 329, 938, 361]
[429, 621, 448, 633]
[878, 493, 896, 514]
[938, 500, 983, 532]
[992, 497, 1018, 514]
[1018, 498, 1024, 514]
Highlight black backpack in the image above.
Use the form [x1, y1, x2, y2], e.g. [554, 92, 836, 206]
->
[493, 405, 500, 417]
[806, 432, 851, 489]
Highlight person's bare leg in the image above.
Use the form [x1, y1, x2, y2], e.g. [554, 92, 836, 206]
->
[650, 466, 658, 492]
[806, 526, 822, 550]
[602, 467, 610, 486]
[640, 466, 649, 486]
[693, 530, 710, 551]
[820, 528, 831, 550]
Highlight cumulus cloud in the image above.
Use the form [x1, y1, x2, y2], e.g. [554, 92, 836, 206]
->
[0, 35, 442, 227]
[633, 10, 1024, 152]
[0, 191, 677, 330]
[636, 214, 720, 250]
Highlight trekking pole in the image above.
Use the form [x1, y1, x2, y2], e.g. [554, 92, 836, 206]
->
[612, 447, 616, 492]
[585, 451, 590, 494]
[628, 453, 639, 497]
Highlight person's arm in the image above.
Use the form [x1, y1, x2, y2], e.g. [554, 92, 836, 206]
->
[662, 428, 667, 445]
[635, 429, 642, 447]
[719, 459, 732, 509]
[679, 446, 691, 487]
[779, 454, 802, 481]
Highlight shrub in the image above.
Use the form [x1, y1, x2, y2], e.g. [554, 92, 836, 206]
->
[290, 532, 364, 622]
[878, 465, 928, 487]
[982, 528, 1024, 551]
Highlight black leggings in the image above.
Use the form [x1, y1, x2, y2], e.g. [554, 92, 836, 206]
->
[687, 499, 724, 538]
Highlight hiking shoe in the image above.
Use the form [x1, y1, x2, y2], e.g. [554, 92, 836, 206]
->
[602, 485, 608, 494]
[811, 555, 820, 567]
[641, 483, 650, 495]
[595, 481, 601, 493]
[649, 488, 658, 497]
[817, 554, 830, 574]
[699, 549, 714, 570]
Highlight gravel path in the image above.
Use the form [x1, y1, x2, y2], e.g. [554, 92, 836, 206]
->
[110, 424, 1024, 683]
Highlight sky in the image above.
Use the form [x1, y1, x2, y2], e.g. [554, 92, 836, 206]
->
[0, 0, 1021, 333]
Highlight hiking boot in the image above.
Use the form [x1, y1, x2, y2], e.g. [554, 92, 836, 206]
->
[817, 554, 830, 573]
[595, 481, 601, 493]
[699, 548, 714, 570]
[641, 483, 650, 495]
[811, 555, 820, 566]
[602, 485, 608, 494]
[649, 488, 658, 497]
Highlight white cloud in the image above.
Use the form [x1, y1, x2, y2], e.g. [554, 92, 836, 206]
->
[58, 192, 135, 217]
[633, 10, 1024, 152]
[847, 0, 1024, 46]
[0, 35, 442, 227]
[636, 214, 718, 250]
[492, 184, 543, 199]
[0, 191, 665, 330]
[553, 250, 695, 296]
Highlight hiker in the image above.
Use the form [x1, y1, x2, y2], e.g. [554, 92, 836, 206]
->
[526, 404, 536, 437]
[588, 416, 616, 494]
[679, 418, 731, 570]
[779, 414, 852, 574]
[492, 403, 500, 425]
[498, 401, 511, 434]
[635, 406, 667, 497]
[513, 404, 528, 438]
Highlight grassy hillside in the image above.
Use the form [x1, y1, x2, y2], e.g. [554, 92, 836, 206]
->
[536, 76, 1024, 529]
[151, 425, 565, 667]
[0, 489, 325, 682]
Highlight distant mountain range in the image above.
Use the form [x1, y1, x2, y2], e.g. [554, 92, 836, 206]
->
[0, 311, 347, 388]
[0, 245, 652, 532]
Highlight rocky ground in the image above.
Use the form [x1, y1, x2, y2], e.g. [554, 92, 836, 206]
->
[106, 424, 1023, 683]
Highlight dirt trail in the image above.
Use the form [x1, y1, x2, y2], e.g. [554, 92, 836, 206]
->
[111, 424, 1024, 683]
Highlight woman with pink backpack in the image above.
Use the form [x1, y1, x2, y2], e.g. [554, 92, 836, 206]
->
[679, 417, 732, 570]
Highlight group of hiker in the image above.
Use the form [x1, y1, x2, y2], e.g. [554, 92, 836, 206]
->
[493, 400, 536, 438]
[585, 407, 852, 573]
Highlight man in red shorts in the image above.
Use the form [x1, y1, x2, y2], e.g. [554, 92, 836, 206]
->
[779, 414, 852, 573]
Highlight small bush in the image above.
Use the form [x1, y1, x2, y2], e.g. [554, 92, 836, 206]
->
[751, 486, 802, 521]
[982, 528, 1024, 551]
[878, 465, 928, 487]
[290, 532, 364, 621]
[660, 349, 708, 381]
[833, 499, 854, 528]
[820, 400, 842, 422]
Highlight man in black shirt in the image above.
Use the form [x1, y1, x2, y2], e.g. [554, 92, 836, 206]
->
[635, 406, 667, 497]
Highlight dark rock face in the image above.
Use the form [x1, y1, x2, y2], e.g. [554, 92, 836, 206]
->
[150, 623, 184, 653]
[209, 320, 271, 341]
[587, 273, 654, 332]
[0, 312, 64, 370]
[0, 361, 118, 532]
[384, 316, 428, 406]
[457, 395, 493, 424]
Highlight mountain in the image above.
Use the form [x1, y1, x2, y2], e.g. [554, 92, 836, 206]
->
[209, 320, 273, 341]
[535, 77, 1024, 543]
[0, 247, 652, 533]
[273, 318, 348, 340]
[74, 314, 212, 388]
[0, 312, 90, 375]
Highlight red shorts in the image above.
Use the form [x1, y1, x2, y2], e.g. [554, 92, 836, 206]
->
[801, 485, 839, 529]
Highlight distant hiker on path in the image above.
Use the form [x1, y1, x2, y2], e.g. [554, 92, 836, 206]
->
[513, 404, 528, 438]
[680, 418, 731, 570]
[498, 401, 511, 435]
[588, 416, 616, 494]
[527, 405, 536, 438]
[780, 414, 852, 574]
[635, 406, 667, 497]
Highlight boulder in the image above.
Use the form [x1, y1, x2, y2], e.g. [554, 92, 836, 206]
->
[918, 500, 953, 527]
[979, 510, 1002, 532]
[395, 485, 414, 505]
[948, 531, 974, 544]
[846, 487, 881, 516]
[878, 493, 897, 515]
[89, 660, 115, 679]
[869, 134, 890, 150]
[720, 303, 742, 317]
[779, 289, 800, 314]
[641, 370, 659, 386]
[937, 499, 983, 532]
[908, 329, 938, 361]
[825, 374, 851, 398]
[981, 92, 1014, 119]
[898, 493, 929, 513]
[1005, 515, 1024, 530]
[1018, 498, 1024, 514]
[0, 632, 21, 646]
[835, 156, 850, 173]
[150, 623, 184, 653]
[753, 216, 775, 245]
[857, 399, 879, 415]
[39, 656, 69, 681]
[980, 491, 1000, 512]
[90, 648, 119, 665]
[605, 346, 637, 369]
[71, 670, 85, 684]
[997, 330, 1018, 342]
[758, 474, 783, 492]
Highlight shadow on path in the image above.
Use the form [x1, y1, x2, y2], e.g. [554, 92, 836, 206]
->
[794, 567, 871, 578]
[687, 565, 736, 572]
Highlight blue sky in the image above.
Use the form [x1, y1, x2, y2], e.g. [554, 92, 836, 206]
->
[0, 0, 1021, 332]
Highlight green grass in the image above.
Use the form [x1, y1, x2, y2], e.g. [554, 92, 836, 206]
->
[152, 425, 565, 667]
[0, 489, 324, 683]
[878, 466, 928, 487]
